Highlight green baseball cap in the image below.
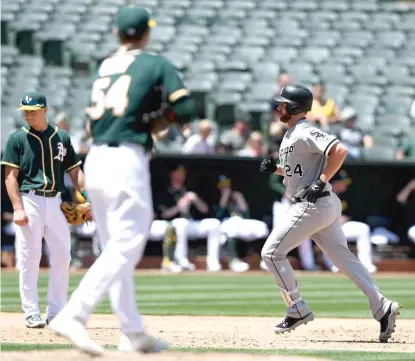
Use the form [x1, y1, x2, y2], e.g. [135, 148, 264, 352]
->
[116, 5, 156, 37]
[18, 91, 48, 110]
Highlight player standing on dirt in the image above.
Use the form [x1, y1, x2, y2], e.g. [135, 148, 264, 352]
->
[1, 91, 88, 328]
[49, 5, 194, 355]
[260, 84, 400, 343]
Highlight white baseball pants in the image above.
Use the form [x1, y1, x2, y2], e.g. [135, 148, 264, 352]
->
[15, 192, 71, 319]
[61, 143, 152, 334]
[262, 193, 392, 321]
[220, 216, 269, 241]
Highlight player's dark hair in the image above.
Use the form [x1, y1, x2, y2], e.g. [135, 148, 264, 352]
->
[118, 29, 148, 44]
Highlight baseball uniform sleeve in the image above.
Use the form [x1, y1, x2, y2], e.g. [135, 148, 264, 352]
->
[160, 57, 190, 104]
[1, 135, 21, 169]
[304, 128, 339, 156]
[63, 134, 82, 172]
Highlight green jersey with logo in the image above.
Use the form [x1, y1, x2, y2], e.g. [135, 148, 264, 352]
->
[1, 125, 81, 192]
[86, 47, 190, 150]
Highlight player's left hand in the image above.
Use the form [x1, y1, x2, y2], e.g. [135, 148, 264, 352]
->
[303, 179, 326, 203]
[260, 157, 277, 173]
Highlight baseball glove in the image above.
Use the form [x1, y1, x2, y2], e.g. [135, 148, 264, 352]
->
[150, 107, 177, 136]
[60, 202, 92, 226]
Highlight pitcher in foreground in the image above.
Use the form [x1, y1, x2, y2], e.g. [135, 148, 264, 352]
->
[260, 84, 400, 343]
[49, 5, 194, 355]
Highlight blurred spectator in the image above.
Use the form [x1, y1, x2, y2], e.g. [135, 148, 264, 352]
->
[236, 131, 267, 157]
[182, 119, 215, 154]
[54, 111, 90, 154]
[335, 107, 373, 160]
[214, 142, 233, 155]
[153, 126, 185, 153]
[396, 178, 415, 243]
[396, 137, 415, 160]
[220, 112, 252, 152]
[306, 81, 340, 130]
[275, 72, 292, 94]
[267, 121, 288, 153]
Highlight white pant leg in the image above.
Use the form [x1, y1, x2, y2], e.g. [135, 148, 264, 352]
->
[187, 219, 221, 264]
[221, 216, 269, 241]
[149, 220, 169, 241]
[342, 221, 374, 267]
[409, 225, 415, 243]
[15, 194, 45, 318]
[272, 198, 291, 229]
[172, 218, 189, 263]
[43, 196, 72, 319]
[62, 144, 152, 334]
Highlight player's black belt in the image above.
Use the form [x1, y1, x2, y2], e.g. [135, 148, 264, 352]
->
[22, 190, 59, 198]
[292, 191, 330, 203]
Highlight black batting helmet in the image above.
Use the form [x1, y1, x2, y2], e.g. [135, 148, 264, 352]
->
[273, 84, 313, 115]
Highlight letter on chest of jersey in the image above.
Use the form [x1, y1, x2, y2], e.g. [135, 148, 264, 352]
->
[54, 142, 67, 162]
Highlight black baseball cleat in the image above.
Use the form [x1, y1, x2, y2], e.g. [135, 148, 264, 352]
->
[379, 302, 401, 343]
[273, 312, 314, 334]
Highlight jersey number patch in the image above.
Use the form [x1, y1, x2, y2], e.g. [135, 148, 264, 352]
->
[86, 75, 132, 121]
[285, 163, 303, 177]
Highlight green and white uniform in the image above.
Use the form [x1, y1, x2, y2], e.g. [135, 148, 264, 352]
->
[58, 5, 194, 335]
[1, 123, 81, 321]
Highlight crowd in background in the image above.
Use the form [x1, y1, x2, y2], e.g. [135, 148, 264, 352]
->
[50, 71, 415, 162]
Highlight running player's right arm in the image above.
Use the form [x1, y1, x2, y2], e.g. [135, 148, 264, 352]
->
[160, 57, 194, 124]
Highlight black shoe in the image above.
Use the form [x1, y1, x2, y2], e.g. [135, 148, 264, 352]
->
[379, 302, 401, 343]
[273, 312, 314, 334]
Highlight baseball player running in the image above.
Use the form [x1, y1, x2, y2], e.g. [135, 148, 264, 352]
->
[1, 91, 87, 328]
[49, 5, 194, 355]
[259, 84, 400, 343]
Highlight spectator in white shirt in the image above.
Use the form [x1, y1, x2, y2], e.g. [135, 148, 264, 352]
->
[236, 131, 267, 157]
[182, 119, 215, 154]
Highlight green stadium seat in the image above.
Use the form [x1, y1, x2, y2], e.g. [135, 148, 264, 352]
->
[341, 31, 373, 48]
[51, 12, 82, 24]
[216, 60, 249, 72]
[1, 45, 18, 66]
[194, 52, 227, 63]
[308, 10, 338, 22]
[351, 2, 379, 11]
[177, 24, 209, 37]
[55, 3, 88, 15]
[353, 85, 383, 96]
[156, 7, 186, 19]
[150, 25, 176, 43]
[302, 47, 330, 63]
[333, 20, 362, 31]
[338, 12, 369, 23]
[364, 19, 393, 32]
[302, 19, 331, 30]
[230, 46, 265, 63]
[163, 51, 193, 70]
[316, 64, 353, 85]
[355, 114, 375, 132]
[206, 92, 242, 127]
[381, 96, 413, 115]
[152, 15, 175, 26]
[217, 80, 248, 93]
[385, 86, 415, 97]
[1, 12, 16, 45]
[238, 101, 270, 131]
[251, 63, 280, 82]
[192, 0, 224, 9]
[185, 70, 218, 84]
[79, 21, 110, 34]
[1, 3, 21, 13]
[395, 49, 415, 66]
[284, 63, 316, 83]
[167, 42, 198, 54]
[249, 9, 277, 20]
[374, 32, 406, 49]
[244, 83, 274, 102]
[207, 34, 239, 46]
[397, 14, 415, 30]
[185, 79, 214, 118]
[371, 134, 399, 149]
[240, 36, 270, 48]
[321, 0, 350, 11]
[308, 31, 340, 47]
[355, 57, 387, 70]
[226, 0, 256, 11]
[290, 1, 318, 11]
[220, 72, 252, 84]
[260, 0, 288, 11]
[10, 21, 42, 55]
[71, 33, 102, 44]
[365, 47, 396, 60]
[376, 117, 411, 135]
[382, 66, 414, 86]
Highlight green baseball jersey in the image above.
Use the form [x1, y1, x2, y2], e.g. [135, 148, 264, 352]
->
[86, 47, 190, 150]
[1, 125, 81, 192]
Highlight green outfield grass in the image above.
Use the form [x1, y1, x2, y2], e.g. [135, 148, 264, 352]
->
[1, 271, 414, 318]
[1, 344, 414, 361]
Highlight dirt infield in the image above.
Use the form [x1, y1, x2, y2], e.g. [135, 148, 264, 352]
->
[1, 313, 414, 355]
[2, 351, 329, 361]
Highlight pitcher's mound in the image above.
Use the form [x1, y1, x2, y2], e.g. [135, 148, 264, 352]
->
[2, 351, 328, 361]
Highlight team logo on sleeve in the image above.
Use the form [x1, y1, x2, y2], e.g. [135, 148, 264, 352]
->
[310, 130, 327, 140]
[54, 142, 67, 162]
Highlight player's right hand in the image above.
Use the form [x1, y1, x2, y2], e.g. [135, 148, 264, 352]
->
[14, 209, 29, 226]
[260, 157, 277, 173]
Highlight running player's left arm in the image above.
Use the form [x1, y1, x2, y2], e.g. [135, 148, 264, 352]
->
[63, 134, 88, 201]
